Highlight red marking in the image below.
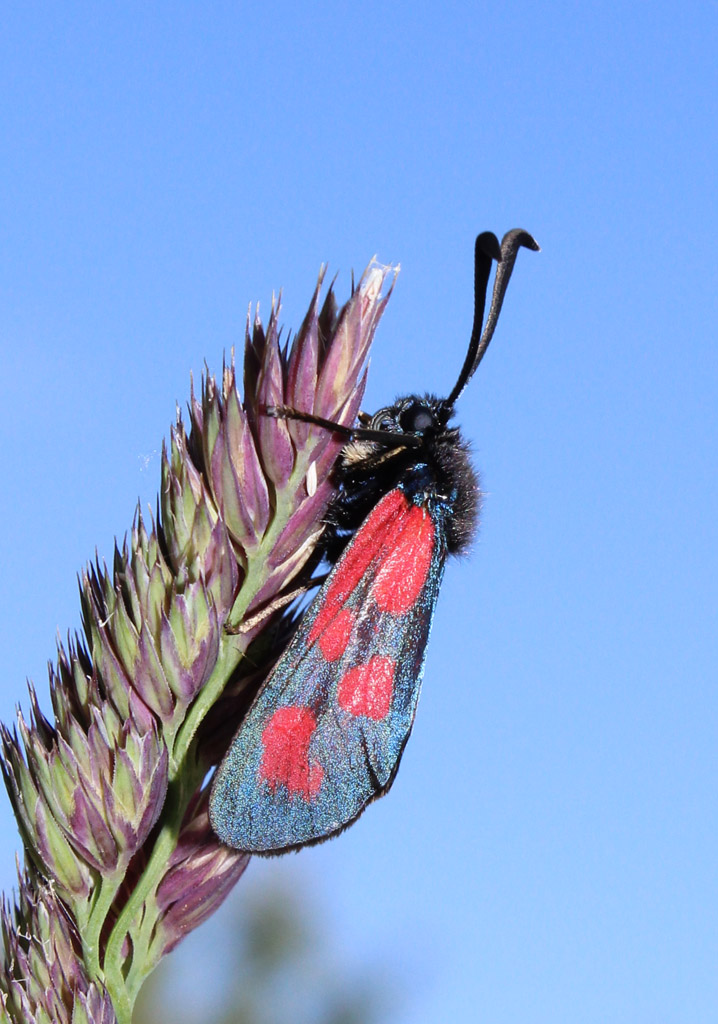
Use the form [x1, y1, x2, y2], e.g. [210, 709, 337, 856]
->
[373, 506, 434, 614]
[338, 656, 395, 720]
[259, 707, 323, 798]
[309, 490, 409, 645]
[318, 607, 355, 661]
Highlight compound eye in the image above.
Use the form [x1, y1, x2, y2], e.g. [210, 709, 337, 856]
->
[371, 407, 398, 432]
[399, 404, 434, 433]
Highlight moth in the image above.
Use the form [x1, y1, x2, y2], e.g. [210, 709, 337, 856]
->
[210, 229, 538, 854]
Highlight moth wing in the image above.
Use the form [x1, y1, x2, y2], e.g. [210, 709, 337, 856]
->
[210, 488, 446, 854]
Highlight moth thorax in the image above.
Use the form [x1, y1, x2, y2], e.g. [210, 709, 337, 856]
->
[433, 431, 480, 555]
[341, 439, 379, 467]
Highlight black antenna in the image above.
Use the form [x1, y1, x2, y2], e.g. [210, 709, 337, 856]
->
[445, 231, 501, 409]
[266, 405, 424, 448]
[445, 228, 539, 408]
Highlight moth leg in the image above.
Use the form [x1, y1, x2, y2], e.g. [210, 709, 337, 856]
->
[227, 574, 329, 635]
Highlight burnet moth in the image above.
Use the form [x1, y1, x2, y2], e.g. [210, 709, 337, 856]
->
[210, 229, 539, 854]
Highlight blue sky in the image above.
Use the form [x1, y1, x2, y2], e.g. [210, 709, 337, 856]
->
[1, 3, 717, 1022]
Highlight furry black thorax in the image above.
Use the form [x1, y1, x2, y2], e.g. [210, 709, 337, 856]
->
[324, 392, 480, 564]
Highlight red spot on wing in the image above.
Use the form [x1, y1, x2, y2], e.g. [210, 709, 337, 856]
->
[308, 489, 409, 646]
[259, 707, 323, 799]
[338, 656, 395, 721]
[373, 506, 434, 614]
[318, 607, 355, 661]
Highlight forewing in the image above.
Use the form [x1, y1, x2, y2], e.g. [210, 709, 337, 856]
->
[210, 488, 446, 853]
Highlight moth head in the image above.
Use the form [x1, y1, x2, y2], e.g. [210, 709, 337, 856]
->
[367, 396, 447, 440]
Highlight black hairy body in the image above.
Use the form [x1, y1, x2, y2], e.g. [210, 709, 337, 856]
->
[325, 393, 480, 564]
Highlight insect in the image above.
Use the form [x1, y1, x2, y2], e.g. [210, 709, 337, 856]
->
[210, 229, 539, 854]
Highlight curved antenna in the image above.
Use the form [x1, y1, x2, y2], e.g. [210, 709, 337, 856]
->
[445, 231, 501, 409]
[445, 228, 540, 408]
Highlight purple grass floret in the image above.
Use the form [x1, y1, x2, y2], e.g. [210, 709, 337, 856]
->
[153, 788, 249, 956]
[0, 259, 396, 1023]
[0, 868, 118, 1023]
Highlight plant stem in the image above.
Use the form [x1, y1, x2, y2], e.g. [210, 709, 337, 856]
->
[170, 635, 246, 774]
[83, 873, 123, 980]
[103, 768, 197, 1020]
[102, 637, 243, 1009]
[103, 457, 317, 1018]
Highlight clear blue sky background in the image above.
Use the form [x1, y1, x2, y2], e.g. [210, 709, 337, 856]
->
[1, 3, 717, 1023]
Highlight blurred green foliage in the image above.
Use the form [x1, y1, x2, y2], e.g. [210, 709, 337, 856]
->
[134, 871, 393, 1024]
